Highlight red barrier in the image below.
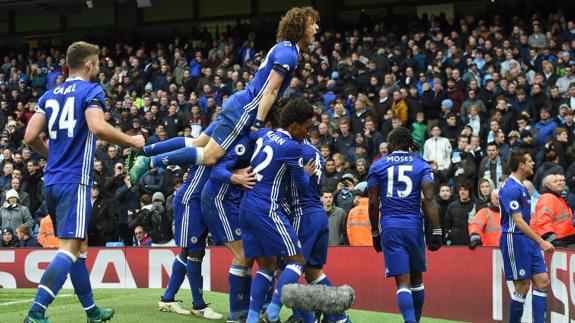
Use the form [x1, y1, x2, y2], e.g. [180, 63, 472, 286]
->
[2, 246, 575, 322]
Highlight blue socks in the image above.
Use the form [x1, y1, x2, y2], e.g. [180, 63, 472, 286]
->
[411, 284, 424, 322]
[228, 265, 251, 320]
[262, 273, 275, 312]
[311, 274, 347, 322]
[397, 286, 416, 323]
[29, 250, 76, 316]
[266, 263, 304, 321]
[532, 289, 547, 323]
[187, 256, 206, 309]
[70, 255, 99, 318]
[144, 137, 194, 156]
[162, 255, 187, 301]
[151, 147, 203, 168]
[247, 269, 274, 323]
[509, 291, 526, 323]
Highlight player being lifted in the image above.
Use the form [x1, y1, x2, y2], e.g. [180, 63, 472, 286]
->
[127, 6, 319, 184]
[239, 98, 316, 323]
[23, 41, 145, 323]
[367, 127, 442, 323]
[499, 150, 552, 323]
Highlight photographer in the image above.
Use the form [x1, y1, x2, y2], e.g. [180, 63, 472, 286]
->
[334, 173, 355, 214]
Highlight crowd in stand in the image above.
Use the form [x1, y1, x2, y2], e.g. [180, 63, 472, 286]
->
[2, 7, 575, 249]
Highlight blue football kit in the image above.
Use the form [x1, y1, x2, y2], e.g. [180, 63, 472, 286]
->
[201, 135, 254, 244]
[499, 176, 547, 281]
[367, 151, 433, 277]
[37, 77, 105, 239]
[239, 128, 309, 259]
[284, 139, 329, 269]
[212, 42, 299, 151]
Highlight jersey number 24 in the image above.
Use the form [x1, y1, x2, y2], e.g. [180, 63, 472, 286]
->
[46, 97, 77, 140]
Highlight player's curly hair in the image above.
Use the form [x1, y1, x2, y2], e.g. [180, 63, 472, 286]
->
[387, 127, 420, 153]
[280, 98, 314, 129]
[276, 6, 319, 44]
[66, 41, 99, 71]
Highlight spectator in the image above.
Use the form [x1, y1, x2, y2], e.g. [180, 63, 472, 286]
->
[531, 173, 575, 248]
[478, 142, 509, 189]
[1, 227, 17, 247]
[468, 189, 501, 249]
[116, 174, 141, 244]
[346, 191, 372, 246]
[333, 173, 355, 214]
[476, 177, 495, 211]
[0, 161, 12, 188]
[88, 183, 118, 246]
[37, 214, 59, 248]
[130, 192, 174, 246]
[134, 225, 152, 247]
[321, 190, 347, 246]
[445, 182, 476, 246]
[0, 189, 32, 230]
[423, 125, 452, 172]
[23, 160, 43, 214]
[139, 166, 164, 195]
[390, 90, 408, 126]
[320, 159, 341, 193]
[433, 183, 453, 243]
[16, 224, 40, 247]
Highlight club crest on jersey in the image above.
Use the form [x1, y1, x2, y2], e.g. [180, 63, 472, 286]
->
[234, 144, 246, 156]
[510, 201, 519, 210]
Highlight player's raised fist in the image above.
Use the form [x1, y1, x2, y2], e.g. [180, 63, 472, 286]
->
[131, 135, 145, 149]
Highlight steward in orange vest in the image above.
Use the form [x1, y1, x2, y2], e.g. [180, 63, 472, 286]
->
[346, 196, 373, 246]
[531, 174, 575, 247]
[469, 189, 501, 248]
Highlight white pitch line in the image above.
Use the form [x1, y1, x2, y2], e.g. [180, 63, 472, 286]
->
[0, 294, 73, 306]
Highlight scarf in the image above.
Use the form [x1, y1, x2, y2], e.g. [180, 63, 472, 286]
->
[483, 156, 503, 188]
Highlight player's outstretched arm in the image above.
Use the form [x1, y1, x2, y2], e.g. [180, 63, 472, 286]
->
[252, 71, 284, 130]
[511, 213, 554, 253]
[24, 113, 48, 158]
[368, 185, 382, 253]
[85, 108, 145, 149]
[422, 180, 442, 251]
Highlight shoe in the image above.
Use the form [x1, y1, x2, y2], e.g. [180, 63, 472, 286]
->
[158, 300, 191, 315]
[191, 305, 224, 320]
[87, 307, 115, 323]
[129, 156, 150, 185]
[24, 312, 49, 323]
[260, 312, 281, 323]
[125, 147, 141, 173]
[227, 314, 247, 323]
[284, 315, 304, 323]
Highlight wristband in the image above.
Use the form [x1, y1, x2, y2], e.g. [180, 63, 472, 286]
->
[432, 228, 442, 236]
[371, 230, 380, 237]
[253, 119, 265, 129]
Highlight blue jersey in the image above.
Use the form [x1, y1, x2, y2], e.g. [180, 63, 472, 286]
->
[174, 165, 211, 204]
[499, 176, 531, 234]
[37, 77, 106, 186]
[230, 42, 298, 111]
[240, 128, 309, 214]
[367, 151, 433, 229]
[286, 139, 324, 220]
[206, 135, 255, 204]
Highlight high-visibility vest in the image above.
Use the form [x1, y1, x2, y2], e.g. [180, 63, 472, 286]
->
[468, 207, 501, 247]
[346, 198, 373, 246]
[38, 215, 60, 248]
[532, 193, 575, 239]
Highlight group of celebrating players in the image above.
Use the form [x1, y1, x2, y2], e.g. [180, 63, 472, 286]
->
[21, 5, 554, 323]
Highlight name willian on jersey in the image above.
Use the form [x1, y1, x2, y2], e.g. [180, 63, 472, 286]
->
[266, 131, 286, 145]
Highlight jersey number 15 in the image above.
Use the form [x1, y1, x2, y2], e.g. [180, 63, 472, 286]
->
[386, 165, 413, 198]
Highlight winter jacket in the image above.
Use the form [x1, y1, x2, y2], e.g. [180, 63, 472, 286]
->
[327, 205, 348, 246]
[445, 198, 476, 245]
[0, 203, 33, 232]
[423, 136, 452, 171]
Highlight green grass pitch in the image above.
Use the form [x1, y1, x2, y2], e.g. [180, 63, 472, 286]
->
[0, 289, 464, 322]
